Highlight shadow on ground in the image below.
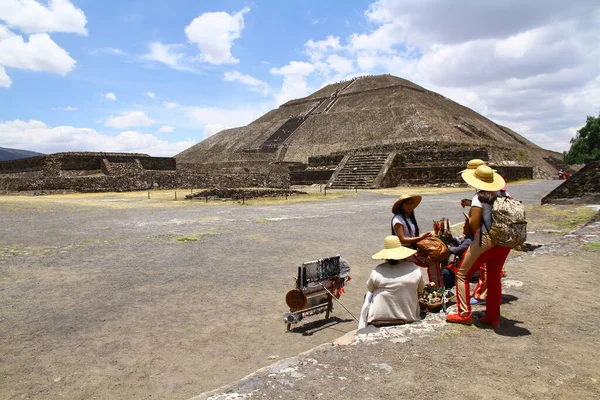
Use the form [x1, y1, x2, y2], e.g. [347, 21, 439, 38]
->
[287, 317, 355, 336]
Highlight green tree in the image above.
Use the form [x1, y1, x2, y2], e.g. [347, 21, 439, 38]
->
[564, 112, 600, 164]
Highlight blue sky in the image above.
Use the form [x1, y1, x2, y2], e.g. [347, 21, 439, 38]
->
[1, 0, 599, 156]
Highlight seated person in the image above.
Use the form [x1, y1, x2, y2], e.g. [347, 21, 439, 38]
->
[442, 213, 474, 293]
[391, 194, 440, 287]
[358, 236, 425, 329]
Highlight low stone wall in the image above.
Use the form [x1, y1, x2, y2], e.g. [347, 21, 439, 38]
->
[137, 157, 176, 170]
[0, 152, 161, 173]
[307, 154, 345, 167]
[0, 153, 289, 193]
[0, 171, 290, 193]
[381, 165, 533, 187]
[289, 169, 334, 185]
[0, 156, 44, 173]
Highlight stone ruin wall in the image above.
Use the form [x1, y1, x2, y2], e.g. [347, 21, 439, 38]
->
[381, 165, 533, 187]
[0, 153, 290, 193]
[290, 145, 489, 186]
[542, 157, 600, 204]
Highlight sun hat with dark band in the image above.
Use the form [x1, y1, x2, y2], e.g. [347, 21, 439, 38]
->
[371, 235, 417, 260]
[457, 158, 486, 174]
[461, 164, 506, 191]
[391, 194, 422, 215]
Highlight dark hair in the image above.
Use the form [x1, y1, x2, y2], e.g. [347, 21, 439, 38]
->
[476, 190, 498, 246]
[477, 190, 498, 204]
[390, 212, 421, 237]
[401, 212, 420, 237]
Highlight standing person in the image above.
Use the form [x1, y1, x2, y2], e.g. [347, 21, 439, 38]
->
[459, 159, 486, 208]
[457, 158, 510, 304]
[446, 165, 511, 328]
[358, 236, 425, 328]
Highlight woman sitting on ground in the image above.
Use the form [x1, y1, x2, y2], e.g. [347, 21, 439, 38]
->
[391, 194, 432, 248]
[391, 194, 442, 286]
[358, 236, 425, 328]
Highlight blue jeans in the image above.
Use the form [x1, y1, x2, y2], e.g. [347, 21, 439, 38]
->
[442, 268, 455, 289]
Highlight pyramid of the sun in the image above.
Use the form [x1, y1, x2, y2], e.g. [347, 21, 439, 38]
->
[176, 74, 564, 185]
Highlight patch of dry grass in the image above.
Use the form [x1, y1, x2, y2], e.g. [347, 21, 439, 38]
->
[373, 186, 472, 197]
[0, 189, 353, 211]
[525, 204, 596, 233]
[584, 242, 600, 251]
[0, 239, 116, 258]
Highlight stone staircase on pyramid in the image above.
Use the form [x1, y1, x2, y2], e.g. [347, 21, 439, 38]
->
[327, 153, 393, 189]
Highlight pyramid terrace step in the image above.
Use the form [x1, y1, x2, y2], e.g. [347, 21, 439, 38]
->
[327, 152, 393, 189]
[336, 174, 377, 178]
[337, 171, 380, 176]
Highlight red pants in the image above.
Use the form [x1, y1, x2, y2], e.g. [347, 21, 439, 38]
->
[473, 264, 487, 300]
[455, 232, 510, 321]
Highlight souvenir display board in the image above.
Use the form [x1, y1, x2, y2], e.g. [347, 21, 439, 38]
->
[283, 255, 350, 330]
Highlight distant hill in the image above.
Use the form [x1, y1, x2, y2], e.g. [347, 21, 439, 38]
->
[0, 147, 44, 161]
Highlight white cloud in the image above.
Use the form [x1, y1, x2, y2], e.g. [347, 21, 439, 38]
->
[363, 0, 598, 45]
[305, 36, 341, 62]
[271, 61, 316, 105]
[157, 125, 174, 133]
[186, 105, 267, 139]
[52, 106, 77, 111]
[146, 92, 156, 98]
[0, 25, 76, 77]
[162, 101, 179, 109]
[142, 42, 195, 72]
[326, 54, 355, 76]
[184, 7, 249, 64]
[224, 70, 268, 94]
[103, 92, 117, 101]
[0, 65, 11, 87]
[0, 119, 193, 157]
[105, 111, 155, 129]
[348, 23, 401, 53]
[91, 47, 126, 57]
[271, 61, 315, 77]
[0, 0, 87, 35]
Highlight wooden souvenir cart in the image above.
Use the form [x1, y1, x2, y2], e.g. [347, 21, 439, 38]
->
[283, 255, 350, 331]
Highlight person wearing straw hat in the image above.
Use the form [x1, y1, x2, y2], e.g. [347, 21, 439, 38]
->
[458, 159, 510, 306]
[446, 165, 511, 328]
[391, 194, 441, 286]
[391, 194, 432, 248]
[358, 236, 425, 328]
[459, 159, 487, 208]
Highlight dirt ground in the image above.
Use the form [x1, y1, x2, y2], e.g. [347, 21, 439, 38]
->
[0, 180, 598, 399]
[198, 217, 600, 400]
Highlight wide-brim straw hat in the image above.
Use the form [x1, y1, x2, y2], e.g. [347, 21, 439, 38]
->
[372, 235, 417, 260]
[457, 158, 486, 174]
[392, 194, 422, 214]
[461, 165, 506, 191]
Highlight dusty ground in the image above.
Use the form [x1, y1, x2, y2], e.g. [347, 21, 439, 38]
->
[198, 217, 600, 400]
[0, 180, 597, 399]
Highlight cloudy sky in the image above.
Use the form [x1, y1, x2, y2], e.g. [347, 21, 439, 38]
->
[1, 0, 598, 156]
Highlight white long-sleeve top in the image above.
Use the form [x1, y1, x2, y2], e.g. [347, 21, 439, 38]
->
[365, 261, 424, 324]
